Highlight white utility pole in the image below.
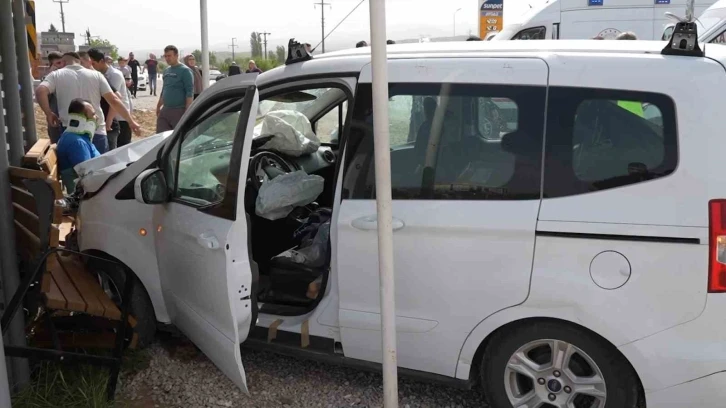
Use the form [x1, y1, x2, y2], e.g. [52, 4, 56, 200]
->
[200, 0, 210, 90]
[368, 0, 399, 406]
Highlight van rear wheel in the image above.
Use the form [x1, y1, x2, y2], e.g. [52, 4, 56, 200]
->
[481, 321, 640, 408]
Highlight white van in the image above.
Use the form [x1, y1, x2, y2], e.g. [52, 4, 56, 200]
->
[662, 0, 726, 42]
[495, 0, 716, 40]
[74, 40, 726, 407]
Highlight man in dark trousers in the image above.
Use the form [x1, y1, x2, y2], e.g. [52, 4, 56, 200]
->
[127, 52, 141, 98]
[228, 61, 241, 76]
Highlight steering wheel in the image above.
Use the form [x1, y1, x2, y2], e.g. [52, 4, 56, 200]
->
[249, 151, 295, 191]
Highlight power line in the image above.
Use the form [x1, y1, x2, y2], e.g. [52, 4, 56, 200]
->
[312, 0, 365, 53]
[229, 37, 238, 60]
[259, 32, 270, 59]
[52, 0, 69, 33]
[314, 0, 331, 53]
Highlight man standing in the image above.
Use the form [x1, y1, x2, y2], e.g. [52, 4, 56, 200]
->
[128, 52, 141, 98]
[88, 48, 133, 149]
[45, 51, 66, 143]
[228, 61, 241, 76]
[246, 60, 262, 74]
[78, 51, 93, 69]
[35, 52, 141, 154]
[156, 45, 194, 132]
[144, 53, 159, 96]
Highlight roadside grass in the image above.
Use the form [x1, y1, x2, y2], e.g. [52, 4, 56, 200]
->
[11, 348, 152, 408]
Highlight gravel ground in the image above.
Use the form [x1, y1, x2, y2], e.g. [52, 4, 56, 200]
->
[119, 335, 489, 408]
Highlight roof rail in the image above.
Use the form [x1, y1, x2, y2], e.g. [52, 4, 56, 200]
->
[662, 0, 704, 57]
[661, 21, 703, 57]
[286, 38, 313, 65]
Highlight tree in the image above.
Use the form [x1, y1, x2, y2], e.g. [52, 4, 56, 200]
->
[192, 49, 218, 68]
[276, 46, 286, 64]
[49, 24, 58, 33]
[268, 51, 276, 61]
[250, 32, 263, 58]
[88, 37, 119, 60]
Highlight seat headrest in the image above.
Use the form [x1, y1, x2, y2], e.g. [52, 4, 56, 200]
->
[500, 131, 540, 157]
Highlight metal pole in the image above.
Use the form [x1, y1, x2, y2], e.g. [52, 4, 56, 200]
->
[368, 0, 398, 406]
[0, 327, 12, 408]
[200, 0, 209, 90]
[14, 0, 38, 149]
[454, 8, 461, 37]
[0, 0, 26, 165]
[0, 37, 30, 390]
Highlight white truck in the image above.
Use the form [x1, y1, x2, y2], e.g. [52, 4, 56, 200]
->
[662, 0, 726, 41]
[493, 0, 716, 40]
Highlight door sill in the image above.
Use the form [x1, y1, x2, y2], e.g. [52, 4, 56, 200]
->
[242, 327, 473, 390]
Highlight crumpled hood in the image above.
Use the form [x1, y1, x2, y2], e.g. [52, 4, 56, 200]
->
[76, 131, 172, 193]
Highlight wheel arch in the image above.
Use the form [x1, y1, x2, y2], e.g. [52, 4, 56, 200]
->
[82, 248, 169, 323]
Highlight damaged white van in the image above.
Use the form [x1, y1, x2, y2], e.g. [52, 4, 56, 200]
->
[73, 39, 726, 407]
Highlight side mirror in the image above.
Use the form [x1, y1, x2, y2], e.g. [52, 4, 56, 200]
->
[134, 169, 168, 204]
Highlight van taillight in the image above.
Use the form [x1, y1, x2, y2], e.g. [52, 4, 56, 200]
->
[709, 200, 726, 293]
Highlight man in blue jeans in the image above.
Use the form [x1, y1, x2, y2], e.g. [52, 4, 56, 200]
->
[56, 99, 101, 192]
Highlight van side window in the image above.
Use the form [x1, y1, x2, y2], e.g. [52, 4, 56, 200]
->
[711, 30, 726, 44]
[543, 88, 677, 198]
[343, 83, 546, 200]
[512, 26, 546, 40]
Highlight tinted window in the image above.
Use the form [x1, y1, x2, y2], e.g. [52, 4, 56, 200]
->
[544, 87, 677, 198]
[343, 83, 546, 201]
[512, 26, 546, 40]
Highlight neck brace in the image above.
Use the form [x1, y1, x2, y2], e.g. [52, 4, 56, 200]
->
[66, 113, 96, 139]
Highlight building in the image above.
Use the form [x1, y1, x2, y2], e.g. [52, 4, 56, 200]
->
[78, 44, 112, 56]
[39, 31, 75, 64]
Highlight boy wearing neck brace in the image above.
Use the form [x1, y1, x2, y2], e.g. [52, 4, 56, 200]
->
[57, 99, 101, 192]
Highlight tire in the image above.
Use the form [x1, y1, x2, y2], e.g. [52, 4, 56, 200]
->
[481, 320, 640, 408]
[90, 259, 157, 348]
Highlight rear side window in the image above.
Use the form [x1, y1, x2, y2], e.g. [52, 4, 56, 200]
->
[543, 87, 677, 198]
[343, 83, 546, 201]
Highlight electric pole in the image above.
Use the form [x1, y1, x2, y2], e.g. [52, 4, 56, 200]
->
[52, 0, 69, 33]
[259, 32, 270, 59]
[229, 37, 238, 60]
[314, 0, 331, 53]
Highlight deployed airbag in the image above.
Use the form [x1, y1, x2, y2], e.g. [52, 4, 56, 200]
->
[255, 170, 324, 220]
[256, 110, 320, 157]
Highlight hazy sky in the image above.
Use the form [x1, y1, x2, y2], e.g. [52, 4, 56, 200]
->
[36, 0, 542, 55]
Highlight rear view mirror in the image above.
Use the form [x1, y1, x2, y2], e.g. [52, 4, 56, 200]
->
[134, 169, 168, 204]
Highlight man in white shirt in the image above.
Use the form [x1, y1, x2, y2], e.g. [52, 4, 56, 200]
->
[88, 48, 134, 149]
[36, 52, 140, 154]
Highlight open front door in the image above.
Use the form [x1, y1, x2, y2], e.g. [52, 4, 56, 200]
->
[151, 79, 259, 393]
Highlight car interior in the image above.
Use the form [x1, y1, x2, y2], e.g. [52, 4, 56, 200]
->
[242, 87, 348, 315]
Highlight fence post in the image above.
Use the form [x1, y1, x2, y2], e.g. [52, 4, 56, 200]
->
[13, 0, 38, 148]
[0, 0, 26, 165]
[0, 0, 31, 390]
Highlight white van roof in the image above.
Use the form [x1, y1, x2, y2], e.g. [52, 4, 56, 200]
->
[258, 40, 726, 86]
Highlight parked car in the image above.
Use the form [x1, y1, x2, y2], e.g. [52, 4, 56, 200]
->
[209, 69, 223, 87]
[137, 72, 148, 92]
[663, 0, 726, 42]
[73, 39, 726, 407]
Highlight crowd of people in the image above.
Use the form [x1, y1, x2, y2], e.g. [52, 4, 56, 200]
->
[36, 49, 141, 191]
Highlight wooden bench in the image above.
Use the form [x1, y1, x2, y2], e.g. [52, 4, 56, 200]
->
[9, 166, 137, 346]
[2, 164, 138, 400]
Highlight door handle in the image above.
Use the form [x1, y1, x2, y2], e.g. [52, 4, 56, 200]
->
[197, 231, 220, 250]
[351, 215, 405, 231]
